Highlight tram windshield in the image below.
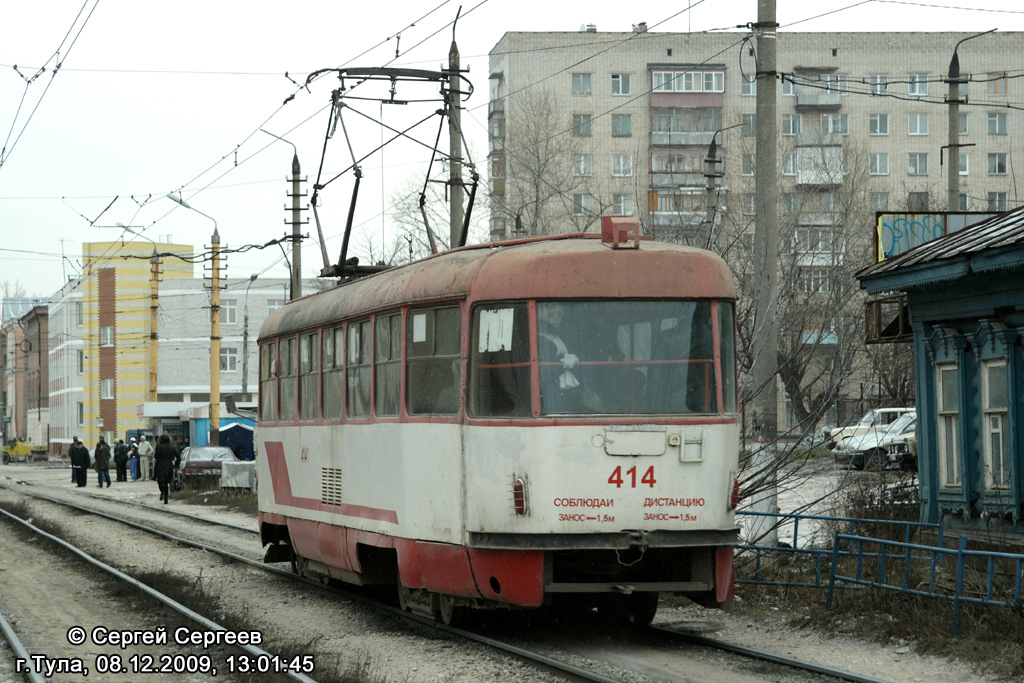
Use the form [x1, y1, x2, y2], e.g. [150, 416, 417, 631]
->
[469, 300, 736, 417]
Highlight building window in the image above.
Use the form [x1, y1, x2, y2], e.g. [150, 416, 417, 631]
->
[796, 267, 833, 294]
[612, 194, 634, 216]
[573, 193, 595, 216]
[795, 227, 838, 254]
[820, 113, 848, 134]
[782, 153, 796, 176]
[988, 72, 1007, 95]
[908, 73, 928, 96]
[741, 114, 756, 137]
[988, 152, 1007, 175]
[221, 299, 237, 325]
[77, 350, 84, 374]
[781, 114, 801, 136]
[982, 360, 1010, 489]
[821, 192, 839, 213]
[959, 192, 970, 211]
[611, 114, 631, 137]
[908, 153, 928, 175]
[322, 326, 344, 420]
[869, 153, 889, 175]
[490, 156, 505, 178]
[868, 74, 888, 95]
[742, 153, 755, 176]
[908, 113, 929, 135]
[572, 114, 592, 137]
[741, 73, 756, 96]
[651, 147, 701, 173]
[652, 107, 721, 133]
[101, 378, 114, 400]
[652, 71, 675, 92]
[612, 154, 633, 177]
[611, 74, 631, 95]
[959, 112, 968, 135]
[937, 364, 960, 488]
[741, 193, 756, 215]
[259, 342, 277, 422]
[220, 347, 238, 372]
[869, 113, 888, 136]
[907, 191, 929, 212]
[347, 320, 371, 418]
[267, 299, 285, 314]
[76, 302, 83, 327]
[870, 192, 889, 212]
[572, 154, 593, 177]
[653, 190, 704, 212]
[298, 331, 318, 421]
[781, 75, 799, 96]
[821, 74, 848, 94]
[652, 69, 723, 93]
[959, 153, 969, 176]
[572, 73, 591, 95]
[988, 112, 1007, 135]
[375, 314, 401, 417]
[782, 192, 803, 214]
[407, 307, 461, 416]
[988, 192, 1007, 212]
[77, 401, 84, 426]
[100, 325, 113, 346]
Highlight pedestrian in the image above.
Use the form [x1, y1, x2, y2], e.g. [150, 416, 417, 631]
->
[113, 439, 128, 482]
[137, 435, 155, 481]
[128, 437, 139, 480]
[69, 437, 90, 488]
[153, 434, 180, 504]
[93, 436, 112, 488]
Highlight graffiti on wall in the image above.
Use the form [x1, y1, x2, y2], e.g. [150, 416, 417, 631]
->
[875, 213, 998, 262]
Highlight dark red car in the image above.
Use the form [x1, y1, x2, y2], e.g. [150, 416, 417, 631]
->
[179, 446, 238, 484]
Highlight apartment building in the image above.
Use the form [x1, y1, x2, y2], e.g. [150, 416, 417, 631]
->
[488, 28, 1023, 429]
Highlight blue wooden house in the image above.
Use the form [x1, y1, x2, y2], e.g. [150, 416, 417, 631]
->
[858, 206, 1024, 534]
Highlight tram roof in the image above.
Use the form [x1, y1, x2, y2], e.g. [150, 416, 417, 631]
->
[259, 234, 736, 339]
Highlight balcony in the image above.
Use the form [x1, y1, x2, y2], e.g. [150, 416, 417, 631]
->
[650, 211, 704, 228]
[649, 171, 704, 188]
[795, 91, 842, 110]
[795, 132, 842, 147]
[650, 131, 715, 147]
[796, 146, 845, 187]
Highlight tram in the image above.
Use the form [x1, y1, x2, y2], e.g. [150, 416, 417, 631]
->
[256, 228, 740, 624]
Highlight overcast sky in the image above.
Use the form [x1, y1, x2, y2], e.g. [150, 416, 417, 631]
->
[2, 0, 1023, 300]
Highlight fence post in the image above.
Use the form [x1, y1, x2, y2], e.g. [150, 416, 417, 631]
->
[827, 530, 841, 609]
[954, 535, 967, 636]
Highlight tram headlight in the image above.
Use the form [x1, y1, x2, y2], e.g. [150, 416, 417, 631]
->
[512, 477, 528, 515]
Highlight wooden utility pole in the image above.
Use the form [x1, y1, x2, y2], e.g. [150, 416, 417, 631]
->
[149, 249, 159, 402]
[209, 228, 221, 446]
[448, 39, 464, 249]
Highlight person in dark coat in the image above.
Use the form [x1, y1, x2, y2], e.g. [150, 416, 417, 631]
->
[93, 437, 111, 488]
[68, 438, 90, 488]
[128, 438, 139, 480]
[153, 434, 180, 504]
[113, 439, 129, 482]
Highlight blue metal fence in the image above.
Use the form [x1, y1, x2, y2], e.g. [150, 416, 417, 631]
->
[735, 511, 1024, 635]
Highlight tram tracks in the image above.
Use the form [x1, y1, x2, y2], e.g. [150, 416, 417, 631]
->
[0, 478, 894, 683]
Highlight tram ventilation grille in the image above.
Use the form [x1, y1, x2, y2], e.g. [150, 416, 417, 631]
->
[321, 468, 343, 506]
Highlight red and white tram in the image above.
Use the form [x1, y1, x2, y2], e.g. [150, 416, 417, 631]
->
[257, 231, 739, 624]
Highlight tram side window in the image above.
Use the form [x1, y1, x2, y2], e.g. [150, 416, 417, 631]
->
[259, 342, 277, 422]
[375, 313, 402, 416]
[279, 336, 298, 421]
[469, 304, 531, 417]
[347, 320, 371, 417]
[407, 306, 461, 415]
[322, 326, 344, 419]
[299, 331, 319, 421]
[718, 302, 737, 412]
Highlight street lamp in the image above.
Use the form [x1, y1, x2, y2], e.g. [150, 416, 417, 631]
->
[945, 29, 996, 210]
[242, 274, 258, 398]
[167, 192, 222, 446]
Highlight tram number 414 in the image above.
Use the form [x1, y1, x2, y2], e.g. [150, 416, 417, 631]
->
[608, 465, 656, 489]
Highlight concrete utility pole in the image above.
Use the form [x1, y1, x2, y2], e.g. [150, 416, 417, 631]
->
[702, 134, 724, 250]
[210, 229, 221, 447]
[448, 38, 464, 249]
[149, 249, 159, 403]
[288, 152, 305, 299]
[946, 30, 994, 210]
[242, 274, 257, 398]
[750, 0, 779, 546]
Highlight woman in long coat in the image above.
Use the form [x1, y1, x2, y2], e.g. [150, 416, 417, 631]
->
[153, 434, 180, 504]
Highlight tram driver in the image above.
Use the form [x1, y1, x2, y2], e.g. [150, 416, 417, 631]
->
[538, 303, 605, 414]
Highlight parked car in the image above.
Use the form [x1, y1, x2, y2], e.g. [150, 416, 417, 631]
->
[179, 446, 238, 487]
[825, 407, 914, 450]
[834, 412, 917, 470]
[887, 432, 918, 472]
